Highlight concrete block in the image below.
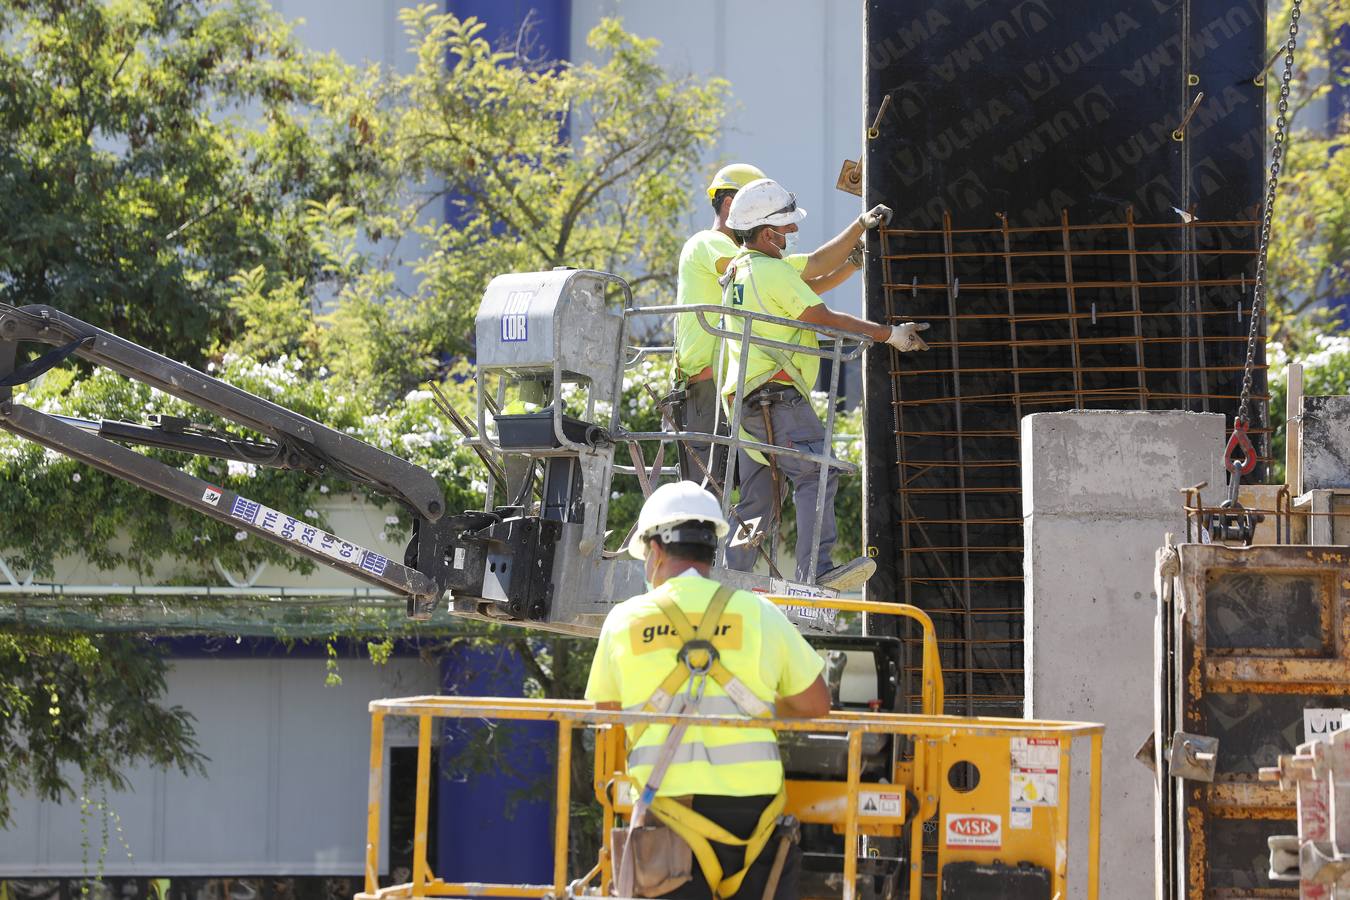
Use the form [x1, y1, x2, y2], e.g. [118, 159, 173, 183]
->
[1302, 396, 1350, 491]
[1022, 410, 1228, 516]
[1022, 410, 1225, 899]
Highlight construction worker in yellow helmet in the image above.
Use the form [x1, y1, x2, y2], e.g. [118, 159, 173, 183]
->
[673, 164, 870, 490]
[586, 481, 830, 898]
[721, 178, 930, 591]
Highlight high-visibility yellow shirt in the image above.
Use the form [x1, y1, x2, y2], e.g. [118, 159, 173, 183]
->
[676, 231, 809, 379]
[675, 229, 739, 378]
[720, 251, 822, 402]
[584, 574, 825, 797]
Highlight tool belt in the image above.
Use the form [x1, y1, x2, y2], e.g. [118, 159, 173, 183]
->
[742, 382, 797, 406]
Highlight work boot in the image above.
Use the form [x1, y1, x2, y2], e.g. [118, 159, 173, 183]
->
[817, 557, 876, 592]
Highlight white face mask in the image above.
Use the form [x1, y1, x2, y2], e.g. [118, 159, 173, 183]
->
[774, 228, 798, 258]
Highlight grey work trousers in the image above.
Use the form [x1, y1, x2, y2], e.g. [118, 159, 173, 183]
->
[725, 388, 837, 581]
[675, 377, 730, 487]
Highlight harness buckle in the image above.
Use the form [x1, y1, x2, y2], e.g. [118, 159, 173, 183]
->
[678, 639, 719, 676]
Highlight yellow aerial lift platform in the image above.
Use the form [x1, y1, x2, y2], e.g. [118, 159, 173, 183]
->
[357, 599, 1104, 900]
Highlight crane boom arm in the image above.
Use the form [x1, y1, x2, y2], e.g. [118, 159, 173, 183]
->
[0, 302, 452, 617]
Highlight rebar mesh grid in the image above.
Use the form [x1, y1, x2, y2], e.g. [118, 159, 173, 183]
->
[876, 209, 1266, 717]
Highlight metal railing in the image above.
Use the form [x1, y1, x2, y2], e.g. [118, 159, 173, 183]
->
[620, 303, 872, 580]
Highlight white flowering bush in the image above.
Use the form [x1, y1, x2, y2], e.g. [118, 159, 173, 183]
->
[604, 351, 676, 547]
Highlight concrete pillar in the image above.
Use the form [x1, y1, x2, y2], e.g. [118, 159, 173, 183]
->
[1022, 410, 1226, 899]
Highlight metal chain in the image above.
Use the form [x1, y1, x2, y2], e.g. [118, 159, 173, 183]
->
[1238, 0, 1302, 428]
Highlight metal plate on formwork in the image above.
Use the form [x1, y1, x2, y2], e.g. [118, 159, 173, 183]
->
[1302, 397, 1350, 492]
[1166, 543, 1350, 898]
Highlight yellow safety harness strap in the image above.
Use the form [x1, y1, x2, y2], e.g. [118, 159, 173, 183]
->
[627, 583, 739, 749]
[649, 787, 786, 898]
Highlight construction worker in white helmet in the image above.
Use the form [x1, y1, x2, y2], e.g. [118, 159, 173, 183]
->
[586, 480, 830, 899]
[673, 164, 876, 488]
[721, 178, 930, 591]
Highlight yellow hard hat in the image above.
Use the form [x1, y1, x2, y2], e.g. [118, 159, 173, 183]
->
[706, 163, 767, 199]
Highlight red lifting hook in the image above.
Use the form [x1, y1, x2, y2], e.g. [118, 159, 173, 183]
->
[1224, 420, 1258, 475]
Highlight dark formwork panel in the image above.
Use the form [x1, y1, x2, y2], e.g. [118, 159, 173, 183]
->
[863, 0, 1266, 716]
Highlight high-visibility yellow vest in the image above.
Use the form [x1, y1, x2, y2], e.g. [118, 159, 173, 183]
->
[597, 576, 786, 798]
[720, 251, 820, 406]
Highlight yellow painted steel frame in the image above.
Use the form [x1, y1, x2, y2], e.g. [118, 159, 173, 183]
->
[356, 600, 1103, 900]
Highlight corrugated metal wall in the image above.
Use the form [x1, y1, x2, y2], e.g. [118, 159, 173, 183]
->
[2, 657, 441, 876]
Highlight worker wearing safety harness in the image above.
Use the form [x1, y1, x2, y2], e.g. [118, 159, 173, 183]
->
[674, 165, 879, 487]
[720, 178, 930, 589]
[586, 481, 830, 898]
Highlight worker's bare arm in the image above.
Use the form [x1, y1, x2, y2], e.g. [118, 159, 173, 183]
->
[800, 222, 865, 280]
[777, 675, 832, 719]
[803, 261, 855, 296]
[797, 302, 890, 343]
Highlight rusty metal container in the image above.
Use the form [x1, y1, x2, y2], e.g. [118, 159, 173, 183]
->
[1157, 543, 1350, 898]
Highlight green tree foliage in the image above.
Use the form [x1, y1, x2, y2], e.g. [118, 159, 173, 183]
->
[1268, 334, 1350, 481]
[0, 0, 391, 364]
[0, 630, 204, 829]
[0, 3, 735, 831]
[321, 9, 729, 393]
[1266, 0, 1350, 350]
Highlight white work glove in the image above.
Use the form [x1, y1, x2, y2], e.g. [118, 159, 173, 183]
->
[847, 240, 865, 269]
[885, 322, 930, 352]
[857, 204, 893, 230]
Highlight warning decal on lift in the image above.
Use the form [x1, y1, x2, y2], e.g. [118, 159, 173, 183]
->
[230, 495, 390, 577]
[945, 813, 1001, 849]
[858, 791, 903, 819]
[499, 289, 533, 342]
[756, 579, 838, 630]
[1010, 737, 1060, 809]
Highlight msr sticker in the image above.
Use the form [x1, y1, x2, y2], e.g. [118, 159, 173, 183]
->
[945, 813, 1001, 849]
[201, 486, 222, 507]
[500, 290, 533, 342]
[1010, 737, 1060, 807]
[859, 792, 903, 819]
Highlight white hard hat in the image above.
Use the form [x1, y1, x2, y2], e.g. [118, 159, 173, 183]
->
[725, 178, 807, 231]
[628, 480, 731, 559]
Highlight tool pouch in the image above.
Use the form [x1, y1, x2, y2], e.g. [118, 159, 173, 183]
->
[663, 388, 688, 432]
[612, 822, 694, 897]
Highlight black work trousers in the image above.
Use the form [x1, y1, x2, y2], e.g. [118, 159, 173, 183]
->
[674, 377, 730, 488]
[655, 795, 799, 900]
